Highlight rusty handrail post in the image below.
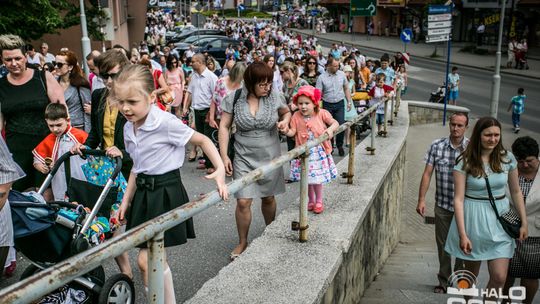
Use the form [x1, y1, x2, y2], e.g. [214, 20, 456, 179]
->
[148, 232, 165, 304]
[346, 124, 356, 184]
[394, 86, 401, 117]
[382, 99, 388, 137]
[298, 152, 309, 242]
[366, 112, 376, 155]
[388, 96, 394, 126]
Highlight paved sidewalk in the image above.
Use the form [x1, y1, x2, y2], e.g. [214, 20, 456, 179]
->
[291, 29, 540, 79]
[360, 119, 540, 304]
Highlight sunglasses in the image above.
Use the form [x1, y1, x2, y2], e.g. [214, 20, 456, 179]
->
[100, 71, 120, 81]
[55, 62, 66, 68]
[307, 62, 316, 65]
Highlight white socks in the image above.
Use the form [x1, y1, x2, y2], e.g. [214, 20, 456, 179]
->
[143, 266, 176, 304]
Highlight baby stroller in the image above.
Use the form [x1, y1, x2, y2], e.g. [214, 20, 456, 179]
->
[352, 90, 371, 137]
[429, 85, 446, 103]
[10, 149, 134, 304]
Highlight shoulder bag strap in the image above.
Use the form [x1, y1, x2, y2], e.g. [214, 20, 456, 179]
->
[232, 88, 242, 116]
[76, 87, 86, 130]
[39, 69, 49, 100]
[484, 176, 502, 219]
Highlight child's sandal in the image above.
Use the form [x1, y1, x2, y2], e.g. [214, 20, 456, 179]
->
[307, 202, 315, 211]
[314, 202, 324, 214]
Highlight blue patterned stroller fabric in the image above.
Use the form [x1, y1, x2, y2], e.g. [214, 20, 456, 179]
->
[80, 156, 127, 204]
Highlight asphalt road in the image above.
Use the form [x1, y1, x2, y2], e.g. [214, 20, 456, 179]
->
[2, 44, 539, 303]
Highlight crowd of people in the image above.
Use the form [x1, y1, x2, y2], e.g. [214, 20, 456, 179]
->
[0, 8, 538, 304]
[0, 12, 410, 300]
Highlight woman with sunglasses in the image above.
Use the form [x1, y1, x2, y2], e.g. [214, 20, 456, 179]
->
[72, 48, 134, 280]
[55, 50, 92, 132]
[300, 55, 320, 87]
[0, 34, 65, 192]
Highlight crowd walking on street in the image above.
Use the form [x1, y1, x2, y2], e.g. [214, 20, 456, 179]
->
[0, 4, 539, 303]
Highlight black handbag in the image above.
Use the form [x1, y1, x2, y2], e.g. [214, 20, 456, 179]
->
[227, 89, 242, 161]
[485, 177, 521, 239]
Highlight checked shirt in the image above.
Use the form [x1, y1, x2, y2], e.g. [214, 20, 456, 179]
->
[424, 136, 469, 212]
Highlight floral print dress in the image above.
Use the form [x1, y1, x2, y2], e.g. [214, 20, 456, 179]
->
[289, 117, 338, 184]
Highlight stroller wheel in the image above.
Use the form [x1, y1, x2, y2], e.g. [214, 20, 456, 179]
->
[98, 274, 135, 304]
[20, 264, 40, 280]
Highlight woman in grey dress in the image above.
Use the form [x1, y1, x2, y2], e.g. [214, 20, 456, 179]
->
[218, 62, 291, 260]
[0, 135, 25, 281]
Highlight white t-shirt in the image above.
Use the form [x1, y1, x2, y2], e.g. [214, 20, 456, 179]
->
[124, 106, 194, 175]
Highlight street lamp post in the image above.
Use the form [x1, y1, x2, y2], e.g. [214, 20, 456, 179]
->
[490, 0, 507, 119]
[79, 0, 92, 76]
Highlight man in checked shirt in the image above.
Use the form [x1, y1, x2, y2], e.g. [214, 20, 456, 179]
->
[416, 112, 469, 294]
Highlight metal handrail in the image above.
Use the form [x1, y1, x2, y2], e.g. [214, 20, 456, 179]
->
[0, 101, 387, 304]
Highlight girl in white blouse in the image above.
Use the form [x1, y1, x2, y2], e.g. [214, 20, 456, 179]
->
[112, 65, 228, 303]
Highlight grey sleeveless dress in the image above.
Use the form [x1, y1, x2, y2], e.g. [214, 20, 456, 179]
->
[221, 87, 288, 199]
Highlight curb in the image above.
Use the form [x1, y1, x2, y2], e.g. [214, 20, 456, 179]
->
[289, 29, 540, 80]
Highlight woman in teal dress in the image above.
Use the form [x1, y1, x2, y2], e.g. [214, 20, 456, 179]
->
[445, 117, 528, 300]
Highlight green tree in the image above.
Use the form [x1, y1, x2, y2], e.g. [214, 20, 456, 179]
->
[0, 0, 106, 41]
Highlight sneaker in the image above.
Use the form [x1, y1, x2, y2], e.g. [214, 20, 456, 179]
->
[515, 127, 520, 133]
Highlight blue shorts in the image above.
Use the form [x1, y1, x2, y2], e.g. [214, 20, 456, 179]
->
[448, 90, 459, 101]
[376, 113, 384, 125]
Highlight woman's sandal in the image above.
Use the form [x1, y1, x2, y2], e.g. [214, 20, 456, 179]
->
[230, 252, 241, 261]
[433, 285, 446, 294]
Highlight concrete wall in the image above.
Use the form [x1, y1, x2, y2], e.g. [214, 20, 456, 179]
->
[186, 101, 410, 304]
[408, 101, 470, 126]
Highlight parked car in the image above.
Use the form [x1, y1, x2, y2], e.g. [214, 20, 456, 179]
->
[167, 29, 225, 44]
[175, 36, 241, 65]
[174, 34, 227, 48]
[165, 25, 196, 42]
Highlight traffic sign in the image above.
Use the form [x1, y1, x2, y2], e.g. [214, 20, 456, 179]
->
[428, 27, 452, 36]
[310, 9, 319, 16]
[428, 5, 451, 14]
[350, 0, 376, 17]
[428, 21, 452, 29]
[400, 28, 412, 44]
[428, 14, 452, 22]
[238, 3, 245, 11]
[426, 34, 450, 43]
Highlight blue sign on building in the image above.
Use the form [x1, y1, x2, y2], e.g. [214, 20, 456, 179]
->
[238, 4, 245, 11]
[428, 5, 451, 14]
[400, 28, 413, 43]
[311, 9, 319, 16]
